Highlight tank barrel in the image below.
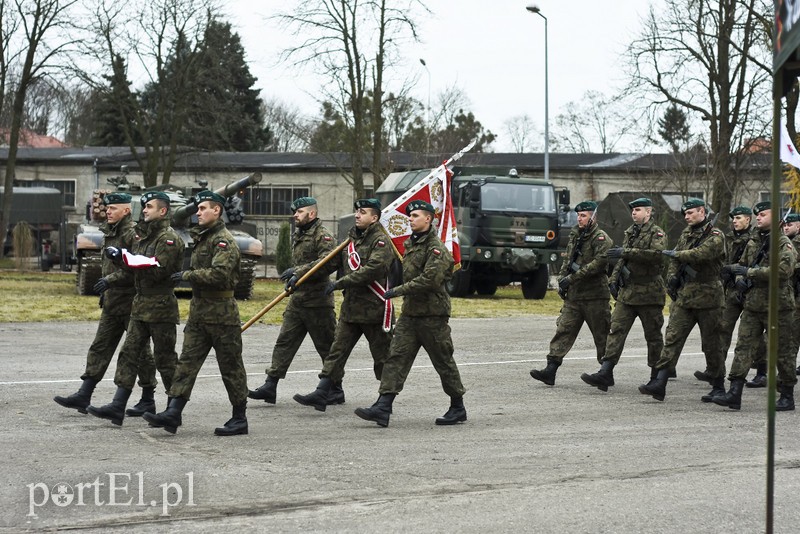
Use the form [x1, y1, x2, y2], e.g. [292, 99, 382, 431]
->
[215, 172, 262, 198]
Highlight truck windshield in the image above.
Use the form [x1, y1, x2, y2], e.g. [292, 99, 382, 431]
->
[480, 184, 556, 214]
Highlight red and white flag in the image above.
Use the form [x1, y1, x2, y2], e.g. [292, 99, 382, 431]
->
[379, 140, 476, 269]
[780, 118, 800, 169]
[121, 249, 160, 269]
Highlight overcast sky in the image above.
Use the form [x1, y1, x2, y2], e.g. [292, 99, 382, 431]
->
[222, 1, 658, 152]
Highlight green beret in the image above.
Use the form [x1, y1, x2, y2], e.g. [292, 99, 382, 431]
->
[195, 190, 226, 206]
[354, 198, 381, 212]
[729, 205, 752, 218]
[785, 213, 800, 223]
[405, 200, 435, 215]
[628, 197, 652, 209]
[574, 200, 598, 212]
[752, 201, 771, 215]
[103, 192, 131, 205]
[140, 191, 171, 207]
[290, 196, 317, 212]
[680, 198, 705, 214]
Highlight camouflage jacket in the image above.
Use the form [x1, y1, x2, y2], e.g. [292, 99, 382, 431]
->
[793, 234, 800, 307]
[722, 226, 754, 301]
[668, 219, 725, 309]
[324, 222, 394, 324]
[290, 218, 336, 309]
[736, 230, 795, 312]
[392, 230, 454, 317]
[183, 219, 241, 326]
[107, 217, 184, 323]
[559, 222, 613, 301]
[100, 213, 138, 316]
[611, 220, 667, 306]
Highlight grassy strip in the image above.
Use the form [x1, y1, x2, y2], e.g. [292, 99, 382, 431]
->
[0, 271, 567, 323]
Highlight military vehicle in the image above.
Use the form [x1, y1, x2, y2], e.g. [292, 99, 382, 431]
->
[338, 167, 569, 299]
[74, 170, 264, 299]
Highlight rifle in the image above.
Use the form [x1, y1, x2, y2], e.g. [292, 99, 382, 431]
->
[721, 232, 750, 289]
[667, 213, 718, 301]
[734, 238, 769, 305]
[610, 224, 640, 298]
[559, 210, 598, 300]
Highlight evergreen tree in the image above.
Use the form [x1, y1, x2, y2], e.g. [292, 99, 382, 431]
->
[657, 104, 691, 154]
[275, 222, 292, 275]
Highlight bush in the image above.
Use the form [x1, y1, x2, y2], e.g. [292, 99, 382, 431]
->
[275, 222, 292, 275]
[12, 221, 34, 270]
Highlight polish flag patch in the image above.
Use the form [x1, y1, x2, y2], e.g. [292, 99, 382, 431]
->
[166, 240, 175, 246]
[217, 242, 228, 248]
[433, 249, 441, 256]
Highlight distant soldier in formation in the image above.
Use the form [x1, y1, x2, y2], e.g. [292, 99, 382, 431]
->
[355, 200, 466, 427]
[581, 197, 666, 391]
[713, 201, 797, 411]
[87, 191, 184, 426]
[783, 213, 800, 376]
[144, 190, 250, 435]
[248, 197, 337, 405]
[293, 199, 394, 412]
[639, 198, 725, 403]
[53, 193, 156, 415]
[530, 201, 612, 386]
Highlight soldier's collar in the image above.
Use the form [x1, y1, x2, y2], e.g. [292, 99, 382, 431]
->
[297, 218, 317, 233]
[410, 228, 431, 242]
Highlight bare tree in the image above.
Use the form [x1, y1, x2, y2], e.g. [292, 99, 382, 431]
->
[550, 90, 641, 154]
[262, 97, 312, 152]
[503, 114, 540, 153]
[624, 0, 772, 217]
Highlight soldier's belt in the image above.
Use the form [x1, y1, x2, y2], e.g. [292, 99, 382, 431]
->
[194, 289, 234, 299]
[137, 287, 175, 296]
[108, 287, 136, 295]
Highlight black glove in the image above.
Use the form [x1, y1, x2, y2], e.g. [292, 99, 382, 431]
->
[279, 267, 296, 282]
[285, 275, 299, 292]
[170, 271, 185, 284]
[608, 282, 619, 300]
[93, 277, 110, 294]
[607, 247, 623, 259]
[324, 281, 337, 296]
[662, 249, 677, 258]
[734, 277, 750, 293]
[728, 264, 748, 277]
[383, 288, 397, 300]
[105, 246, 122, 262]
[558, 276, 571, 292]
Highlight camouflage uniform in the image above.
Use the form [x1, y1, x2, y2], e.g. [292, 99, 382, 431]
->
[792, 234, 800, 372]
[266, 219, 337, 378]
[168, 218, 248, 405]
[317, 221, 395, 382]
[379, 230, 465, 397]
[603, 220, 667, 367]
[728, 231, 797, 385]
[548, 222, 613, 363]
[82, 213, 156, 387]
[108, 217, 184, 392]
[654, 218, 725, 377]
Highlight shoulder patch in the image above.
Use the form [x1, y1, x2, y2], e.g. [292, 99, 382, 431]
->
[135, 235, 141, 241]
[433, 248, 441, 256]
[323, 236, 333, 242]
[217, 241, 228, 248]
[656, 232, 664, 237]
[377, 240, 385, 247]
[597, 235, 605, 241]
[166, 239, 175, 246]
[712, 230, 721, 235]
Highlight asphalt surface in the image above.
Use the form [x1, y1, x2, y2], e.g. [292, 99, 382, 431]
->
[1, 316, 799, 533]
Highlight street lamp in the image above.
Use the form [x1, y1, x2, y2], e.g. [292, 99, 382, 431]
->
[420, 58, 431, 155]
[526, 4, 549, 182]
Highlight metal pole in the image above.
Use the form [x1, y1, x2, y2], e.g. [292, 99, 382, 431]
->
[420, 58, 431, 156]
[527, 5, 549, 181]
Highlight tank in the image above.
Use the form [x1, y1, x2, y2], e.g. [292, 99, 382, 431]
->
[74, 170, 264, 299]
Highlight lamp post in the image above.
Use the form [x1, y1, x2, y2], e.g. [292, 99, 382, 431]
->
[419, 58, 431, 155]
[526, 5, 549, 182]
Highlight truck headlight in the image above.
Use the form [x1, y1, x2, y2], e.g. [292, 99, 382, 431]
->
[550, 253, 558, 262]
[483, 250, 493, 259]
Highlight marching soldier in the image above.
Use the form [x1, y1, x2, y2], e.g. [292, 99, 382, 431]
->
[144, 190, 250, 435]
[53, 193, 157, 415]
[783, 213, 800, 376]
[248, 197, 337, 404]
[639, 198, 725, 402]
[713, 201, 797, 411]
[87, 191, 184, 426]
[293, 199, 394, 411]
[355, 200, 466, 427]
[581, 197, 666, 391]
[529, 201, 612, 386]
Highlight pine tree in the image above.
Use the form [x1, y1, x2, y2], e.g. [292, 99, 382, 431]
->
[658, 104, 691, 154]
[275, 222, 292, 275]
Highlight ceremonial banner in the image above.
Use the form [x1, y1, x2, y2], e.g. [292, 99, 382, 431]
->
[121, 249, 160, 268]
[780, 118, 800, 169]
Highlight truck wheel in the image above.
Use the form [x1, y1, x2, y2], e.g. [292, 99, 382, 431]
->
[446, 268, 472, 298]
[475, 280, 497, 296]
[522, 266, 548, 300]
[76, 256, 102, 296]
[235, 255, 258, 300]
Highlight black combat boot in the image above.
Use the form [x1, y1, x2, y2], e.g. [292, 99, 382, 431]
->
[215, 403, 249, 436]
[667, 367, 677, 379]
[529, 358, 561, 386]
[745, 363, 767, 388]
[54, 378, 98, 414]
[435, 396, 467, 425]
[638, 368, 670, 401]
[712, 378, 745, 410]
[693, 369, 713, 384]
[125, 387, 156, 417]
[580, 361, 616, 392]
[293, 377, 333, 412]
[328, 382, 346, 405]
[701, 376, 726, 403]
[354, 393, 396, 427]
[248, 375, 279, 404]
[776, 385, 795, 412]
[644, 366, 657, 387]
[143, 397, 187, 434]
[86, 387, 132, 426]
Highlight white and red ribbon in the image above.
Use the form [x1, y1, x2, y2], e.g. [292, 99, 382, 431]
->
[121, 249, 161, 269]
[347, 241, 393, 332]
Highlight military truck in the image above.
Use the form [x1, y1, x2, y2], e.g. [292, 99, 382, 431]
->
[74, 170, 264, 299]
[339, 168, 569, 299]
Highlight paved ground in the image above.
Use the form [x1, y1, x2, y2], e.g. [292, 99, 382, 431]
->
[1, 316, 799, 533]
